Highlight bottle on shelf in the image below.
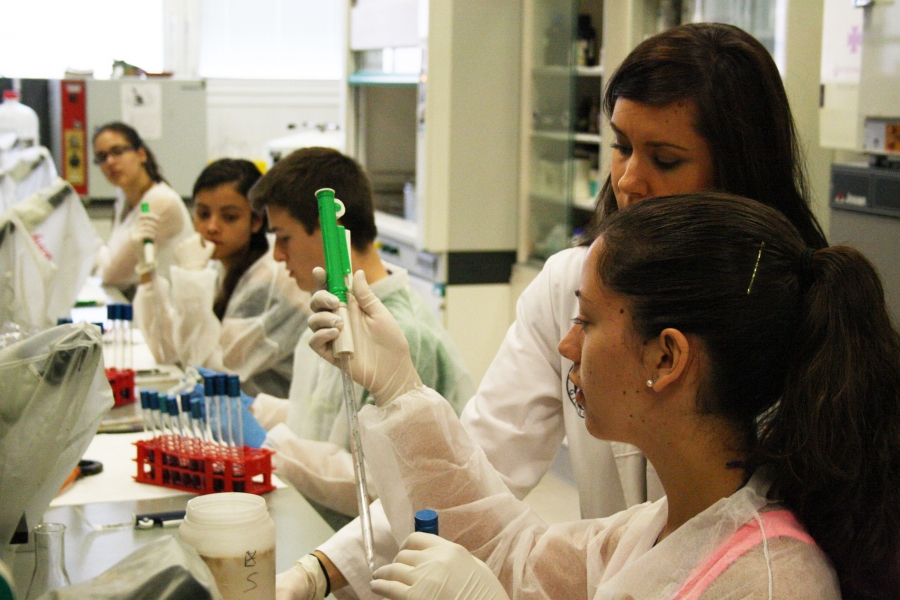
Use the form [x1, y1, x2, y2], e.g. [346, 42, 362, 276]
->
[576, 14, 598, 67]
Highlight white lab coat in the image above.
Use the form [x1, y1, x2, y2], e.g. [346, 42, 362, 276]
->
[359, 388, 840, 600]
[133, 249, 310, 398]
[97, 182, 192, 289]
[313, 246, 660, 600]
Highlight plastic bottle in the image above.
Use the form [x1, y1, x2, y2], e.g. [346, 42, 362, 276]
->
[179, 493, 276, 600]
[0, 90, 40, 148]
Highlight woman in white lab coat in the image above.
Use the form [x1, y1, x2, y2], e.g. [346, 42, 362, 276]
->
[93, 121, 192, 290]
[134, 159, 309, 397]
[281, 23, 830, 600]
[316, 193, 900, 599]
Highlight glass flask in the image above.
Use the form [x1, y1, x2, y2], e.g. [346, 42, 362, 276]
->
[25, 523, 70, 599]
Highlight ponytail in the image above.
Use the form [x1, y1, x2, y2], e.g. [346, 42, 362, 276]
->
[597, 194, 900, 599]
[758, 246, 900, 598]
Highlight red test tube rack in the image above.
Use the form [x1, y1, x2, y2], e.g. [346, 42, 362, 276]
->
[134, 436, 275, 495]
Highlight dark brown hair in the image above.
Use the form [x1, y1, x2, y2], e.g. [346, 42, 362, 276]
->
[584, 23, 827, 250]
[249, 147, 377, 251]
[596, 193, 900, 599]
[92, 121, 166, 184]
[192, 158, 266, 320]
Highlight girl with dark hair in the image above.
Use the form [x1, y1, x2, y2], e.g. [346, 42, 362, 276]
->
[274, 23, 834, 600]
[93, 121, 193, 289]
[312, 193, 897, 599]
[133, 159, 309, 398]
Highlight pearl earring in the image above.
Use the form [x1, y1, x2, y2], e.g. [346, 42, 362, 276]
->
[646, 379, 656, 388]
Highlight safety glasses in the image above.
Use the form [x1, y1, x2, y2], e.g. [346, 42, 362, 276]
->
[93, 145, 135, 165]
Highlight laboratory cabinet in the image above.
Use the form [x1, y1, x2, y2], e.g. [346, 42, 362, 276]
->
[346, 0, 524, 383]
[519, 0, 604, 264]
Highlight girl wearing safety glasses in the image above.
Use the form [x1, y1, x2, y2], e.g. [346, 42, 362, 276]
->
[93, 121, 192, 291]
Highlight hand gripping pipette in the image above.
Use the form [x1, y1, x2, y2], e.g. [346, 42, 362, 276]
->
[315, 187, 376, 573]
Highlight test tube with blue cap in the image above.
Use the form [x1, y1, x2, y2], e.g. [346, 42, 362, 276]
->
[122, 304, 133, 371]
[167, 396, 184, 440]
[180, 393, 195, 448]
[140, 390, 156, 437]
[202, 375, 216, 445]
[214, 373, 229, 446]
[226, 374, 243, 451]
[414, 509, 439, 535]
[105, 304, 117, 368]
[189, 397, 204, 441]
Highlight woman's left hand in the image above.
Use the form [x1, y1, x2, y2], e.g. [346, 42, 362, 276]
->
[371, 532, 511, 600]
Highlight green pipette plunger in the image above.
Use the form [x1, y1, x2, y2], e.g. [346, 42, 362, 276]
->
[140, 201, 155, 265]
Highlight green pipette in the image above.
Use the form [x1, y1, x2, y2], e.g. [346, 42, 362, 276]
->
[316, 188, 375, 572]
[140, 202, 155, 265]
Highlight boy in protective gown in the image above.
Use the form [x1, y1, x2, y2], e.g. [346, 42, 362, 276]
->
[243, 147, 474, 529]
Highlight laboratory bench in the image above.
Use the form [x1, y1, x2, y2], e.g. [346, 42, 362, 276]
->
[10, 430, 335, 590]
[7, 280, 337, 593]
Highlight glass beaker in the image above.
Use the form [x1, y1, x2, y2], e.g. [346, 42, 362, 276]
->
[25, 523, 70, 599]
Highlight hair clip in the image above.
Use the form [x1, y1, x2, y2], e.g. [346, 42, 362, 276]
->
[746, 241, 765, 295]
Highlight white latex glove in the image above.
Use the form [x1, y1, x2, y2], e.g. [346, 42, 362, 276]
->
[130, 211, 161, 246]
[174, 232, 216, 270]
[276, 554, 328, 600]
[371, 533, 511, 600]
[307, 269, 422, 406]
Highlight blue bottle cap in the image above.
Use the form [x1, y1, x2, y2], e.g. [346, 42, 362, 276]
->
[414, 509, 439, 535]
[148, 391, 160, 410]
[214, 373, 227, 395]
[180, 393, 192, 412]
[166, 396, 179, 416]
[139, 390, 149, 409]
[226, 374, 241, 397]
[203, 375, 216, 396]
[106, 304, 116, 320]
[57, 317, 73, 325]
[123, 304, 133, 321]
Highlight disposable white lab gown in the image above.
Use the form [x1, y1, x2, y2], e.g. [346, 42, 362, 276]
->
[252, 265, 474, 527]
[0, 146, 57, 210]
[359, 388, 841, 599]
[133, 249, 310, 398]
[97, 182, 192, 289]
[313, 247, 658, 600]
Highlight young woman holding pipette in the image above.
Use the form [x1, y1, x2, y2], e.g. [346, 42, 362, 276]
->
[317, 193, 899, 599]
[276, 23, 830, 600]
[133, 159, 309, 398]
[93, 121, 192, 291]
